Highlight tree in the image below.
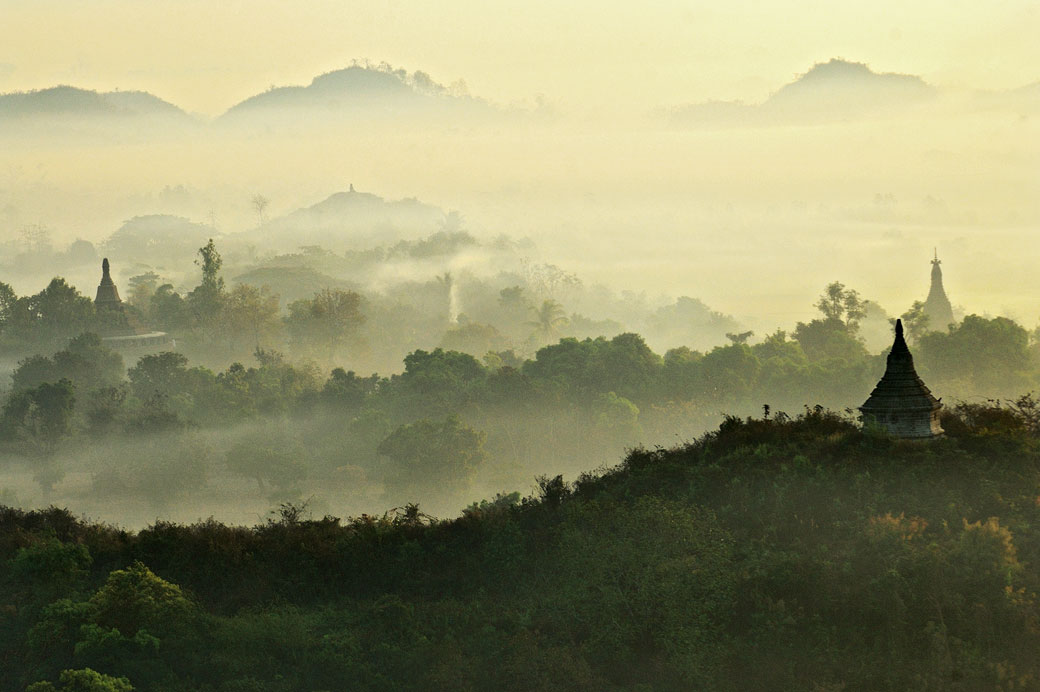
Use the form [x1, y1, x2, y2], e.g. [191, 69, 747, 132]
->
[378, 416, 486, 496]
[251, 194, 270, 227]
[398, 348, 487, 415]
[725, 331, 754, 345]
[5, 279, 96, 349]
[917, 315, 1030, 397]
[285, 288, 364, 363]
[321, 368, 379, 411]
[187, 239, 226, 330]
[815, 281, 866, 329]
[440, 321, 508, 357]
[27, 668, 134, 692]
[89, 561, 195, 637]
[148, 285, 191, 332]
[223, 283, 281, 352]
[127, 352, 190, 401]
[792, 318, 868, 362]
[1, 379, 76, 491]
[898, 300, 931, 342]
[225, 429, 307, 495]
[792, 282, 870, 362]
[0, 280, 16, 333]
[2, 379, 75, 448]
[12, 333, 124, 395]
[528, 299, 569, 343]
[126, 272, 161, 312]
[10, 536, 93, 603]
[59, 333, 124, 388]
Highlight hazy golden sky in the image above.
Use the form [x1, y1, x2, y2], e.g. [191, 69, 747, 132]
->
[1, 0, 1037, 115]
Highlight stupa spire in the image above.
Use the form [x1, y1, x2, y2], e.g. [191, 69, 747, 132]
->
[922, 250, 954, 331]
[859, 319, 943, 438]
[94, 257, 122, 309]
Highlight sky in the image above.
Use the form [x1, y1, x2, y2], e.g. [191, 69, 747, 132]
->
[0, 0, 1037, 116]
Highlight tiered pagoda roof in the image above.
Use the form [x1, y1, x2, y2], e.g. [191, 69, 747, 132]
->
[859, 319, 943, 438]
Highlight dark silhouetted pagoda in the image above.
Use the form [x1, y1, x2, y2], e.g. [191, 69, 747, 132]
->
[922, 249, 954, 331]
[94, 258, 122, 310]
[859, 319, 943, 438]
[92, 258, 175, 351]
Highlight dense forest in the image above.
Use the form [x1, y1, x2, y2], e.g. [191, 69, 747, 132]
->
[5, 402, 1040, 690]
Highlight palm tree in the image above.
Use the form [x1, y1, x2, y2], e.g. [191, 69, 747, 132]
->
[527, 299, 569, 343]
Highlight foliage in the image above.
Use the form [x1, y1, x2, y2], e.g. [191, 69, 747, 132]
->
[378, 416, 487, 496]
[285, 288, 364, 362]
[4, 408, 1040, 690]
[27, 668, 134, 692]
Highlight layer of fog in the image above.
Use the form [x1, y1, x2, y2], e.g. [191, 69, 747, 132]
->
[4, 105, 1036, 326]
[0, 66, 1037, 526]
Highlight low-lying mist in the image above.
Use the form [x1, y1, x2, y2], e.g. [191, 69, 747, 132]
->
[0, 60, 1037, 528]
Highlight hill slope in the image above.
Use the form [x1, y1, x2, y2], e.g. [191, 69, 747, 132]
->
[4, 402, 1040, 690]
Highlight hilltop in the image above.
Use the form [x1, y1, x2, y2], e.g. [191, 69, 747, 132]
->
[0, 85, 190, 120]
[5, 402, 1040, 690]
[769, 58, 932, 104]
[238, 187, 449, 251]
[673, 58, 937, 126]
[219, 63, 496, 123]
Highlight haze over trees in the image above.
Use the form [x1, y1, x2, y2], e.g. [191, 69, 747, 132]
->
[1, 233, 1039, 527]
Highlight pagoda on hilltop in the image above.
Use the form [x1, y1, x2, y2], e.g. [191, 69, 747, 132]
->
[859, 319, 943, 438]
[922, 249, 955, 332]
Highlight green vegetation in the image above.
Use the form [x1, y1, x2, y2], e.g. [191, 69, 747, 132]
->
[3, 250, 1040, 519]
[4, 403, 1040, 690]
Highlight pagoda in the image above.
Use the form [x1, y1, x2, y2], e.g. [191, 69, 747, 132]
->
[922, 249, 954, 331]
[859, 319, 943, 438]
[91, 258, 175, 351]
[94, 257, 123, 310]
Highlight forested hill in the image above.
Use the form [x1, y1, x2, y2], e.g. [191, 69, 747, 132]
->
[6, 400, 1040, 691]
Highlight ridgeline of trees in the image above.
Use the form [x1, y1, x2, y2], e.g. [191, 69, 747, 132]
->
[5, 403, 1040, 690]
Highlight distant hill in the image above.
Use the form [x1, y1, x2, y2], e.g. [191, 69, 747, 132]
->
[768, 58, 932, 107]
[220, 64, 494, 123]
[0, 85, 189, 120]
[231, 265, 356, 305]
[673, 59, 936, 127]
[103, 215, 219, 275]
[242, 187, 448, 251]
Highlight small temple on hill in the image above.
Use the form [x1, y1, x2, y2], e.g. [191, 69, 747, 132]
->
[859, 319, 943, 438]
[923, 249, 955, 332]
[92, 258, 174, 351]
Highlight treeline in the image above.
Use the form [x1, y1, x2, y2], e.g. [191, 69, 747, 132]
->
[4, 401, 1040, 690]
[4, 277, 1040, 513]
[0, 237, 743, 375]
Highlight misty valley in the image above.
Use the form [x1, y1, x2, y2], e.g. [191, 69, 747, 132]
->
[2, 206, 1028, 528]
[1, 24, 1039, 692]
